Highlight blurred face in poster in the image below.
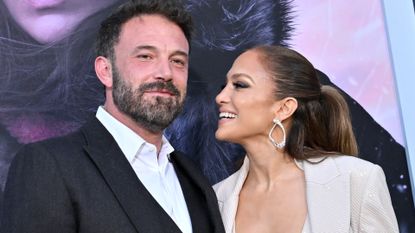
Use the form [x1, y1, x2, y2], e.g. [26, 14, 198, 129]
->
[3, 0, 119, 43]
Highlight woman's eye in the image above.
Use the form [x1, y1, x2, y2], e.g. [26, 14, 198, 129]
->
[233, 81, 248, 89]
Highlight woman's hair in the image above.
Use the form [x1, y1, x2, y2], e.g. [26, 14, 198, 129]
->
[253, 45, 358, 159]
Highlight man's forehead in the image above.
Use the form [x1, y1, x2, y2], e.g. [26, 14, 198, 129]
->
[121, 15, 177, 34]
[117, 15, 188, 49]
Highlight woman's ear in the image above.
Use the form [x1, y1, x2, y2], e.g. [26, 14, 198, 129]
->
[95, 56, 113, 88]
[274, 97, 298, 121]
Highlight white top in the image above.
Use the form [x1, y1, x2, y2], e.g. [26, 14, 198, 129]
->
[96, 106, 192, 233]
[214, 155, 399, 233]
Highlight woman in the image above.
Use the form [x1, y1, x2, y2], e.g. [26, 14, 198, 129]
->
[213, 45, 399, 233]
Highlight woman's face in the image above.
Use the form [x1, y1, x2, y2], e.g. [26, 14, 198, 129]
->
[215, 50, 279, 145]
[4, 0, 120, 43]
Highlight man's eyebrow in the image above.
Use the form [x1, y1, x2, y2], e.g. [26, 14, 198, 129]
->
[171, 50, 188, 58]
[131, 46, 188, 57]
[131, 45, 157, 54]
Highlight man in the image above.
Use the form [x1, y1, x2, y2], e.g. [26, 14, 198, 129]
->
[0, 1, 225, 232]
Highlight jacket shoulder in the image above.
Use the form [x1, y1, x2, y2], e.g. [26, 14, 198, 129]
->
[331, 155, 376, 173]
[329, 157, 399, 232]
[328, 155, 382, 186]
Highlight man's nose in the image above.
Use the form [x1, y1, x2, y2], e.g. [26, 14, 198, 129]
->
[155, 59, 173, 81]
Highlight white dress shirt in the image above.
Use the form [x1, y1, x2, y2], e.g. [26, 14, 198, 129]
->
[96, 106, 192, 233]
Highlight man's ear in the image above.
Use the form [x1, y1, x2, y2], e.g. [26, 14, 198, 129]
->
[274, 97, 298, 121]
[95, 56, 113, 88]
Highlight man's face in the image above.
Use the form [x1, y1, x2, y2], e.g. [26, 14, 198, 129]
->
[111, 15, 189, 133]
[3, 0, 119, 43]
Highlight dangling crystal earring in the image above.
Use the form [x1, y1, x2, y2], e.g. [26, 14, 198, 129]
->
[268, 118, 286, 149]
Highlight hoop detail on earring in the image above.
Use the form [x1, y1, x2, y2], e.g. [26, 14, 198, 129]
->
[268, 118, 286, 149]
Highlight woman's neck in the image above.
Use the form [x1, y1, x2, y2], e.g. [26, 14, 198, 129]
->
[243, 140, 300, 191]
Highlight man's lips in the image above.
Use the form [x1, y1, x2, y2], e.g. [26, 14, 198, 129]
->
[144, 89, 175, 96]
[139, 81, 180, 97]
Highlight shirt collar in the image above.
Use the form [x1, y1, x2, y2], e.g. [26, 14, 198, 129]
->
[95, 106, 174, 165]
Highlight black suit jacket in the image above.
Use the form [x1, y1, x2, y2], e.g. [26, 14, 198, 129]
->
[1, 118, 225, 233]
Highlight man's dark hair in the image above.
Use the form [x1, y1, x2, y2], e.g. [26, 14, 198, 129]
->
[96, 0, 193, 60]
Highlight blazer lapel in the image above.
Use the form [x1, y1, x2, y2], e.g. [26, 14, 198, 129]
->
[215, 157, 249, 233]
[170, 152, 226, 233]
[302, 157, 350, 233]
[81, 118, 182, 233]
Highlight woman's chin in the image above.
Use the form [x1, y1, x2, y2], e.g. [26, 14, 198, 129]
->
[215, 130, 236, 143]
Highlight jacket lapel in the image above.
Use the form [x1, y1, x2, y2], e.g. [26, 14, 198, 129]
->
[217, 156, 350, 233]
[215, 157, 249, 233]
[171, 152, 226, 233]
[81, 118, 182, 233]
[302, 157, 350, 233]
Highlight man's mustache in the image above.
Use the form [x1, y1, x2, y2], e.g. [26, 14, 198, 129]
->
[139, 81, 181, 97]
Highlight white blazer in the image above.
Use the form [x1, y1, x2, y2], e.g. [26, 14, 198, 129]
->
[213, 155, 399, 233]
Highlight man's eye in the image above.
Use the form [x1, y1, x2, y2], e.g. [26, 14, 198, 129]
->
[137, 54, 152, 60]
[171, 59, 186, 67]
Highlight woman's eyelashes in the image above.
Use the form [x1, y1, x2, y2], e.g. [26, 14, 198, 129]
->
[232, 81, 249, 89]
[220, 81, 250, 91]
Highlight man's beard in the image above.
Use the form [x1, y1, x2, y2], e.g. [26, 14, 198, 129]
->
[112, 66, 185, 133]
